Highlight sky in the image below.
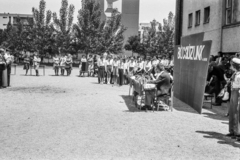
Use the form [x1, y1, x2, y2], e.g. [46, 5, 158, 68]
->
[0, 0, 175, 24]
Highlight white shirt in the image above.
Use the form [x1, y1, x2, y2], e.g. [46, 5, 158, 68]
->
[128, 61, 135, 68]
[161, 59, 169, 66]
[113, 60, 119, 67]
[152, 60, 159, 66]
[144, 61, 152, 69]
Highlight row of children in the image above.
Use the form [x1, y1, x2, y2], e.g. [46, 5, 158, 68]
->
[94, 54, 174, 86]
[52, 54, 73, 76]
[23, 53, 42, 76]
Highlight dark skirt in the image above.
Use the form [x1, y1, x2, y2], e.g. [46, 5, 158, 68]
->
[113, 66, 118, 76]
[99, 66, 105, 78]
[24, 63, 30, 70]
[107, 65, 112, 74]
[129, 67, 134, 72]
[81, 62, 87, 72]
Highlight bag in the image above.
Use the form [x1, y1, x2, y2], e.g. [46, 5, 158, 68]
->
[218, 87, 226, 98]
[222, 91, 229, 101]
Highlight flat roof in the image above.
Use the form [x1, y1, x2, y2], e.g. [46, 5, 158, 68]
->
[0, 13, 33, 17]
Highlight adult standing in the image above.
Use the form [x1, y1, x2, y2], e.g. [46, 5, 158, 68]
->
[118, 58, 125, 86]
[79, 55, 87, 77]
[60, 54, 66, 76]
[112, 57, 119, 85]
[23, 52, 31, 75]
[98, 56, 105, 84]
[227, 57, 240, 141]
[33, 53, 41, 76]
[0, 49, 6, 89]
[65, 54, 73, 76]
[53, 54, 60, 76]
[105, 56, 113, 84]
[4, 51, 13, 86]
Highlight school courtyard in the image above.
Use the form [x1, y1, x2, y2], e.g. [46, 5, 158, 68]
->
[0, 66, 239, 160]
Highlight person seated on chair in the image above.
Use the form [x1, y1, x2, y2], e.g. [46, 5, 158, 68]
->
[143, 63, 171, 109]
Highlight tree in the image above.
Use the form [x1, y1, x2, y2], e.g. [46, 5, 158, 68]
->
[135, 12, 175, 57]
[52, 0, 75, 53]
[73, 0, 103, 55]
[30, 0, 53, 56]
[159, 12, 175, 57]
[142, 19, 160, 55]
[124, 35, 143, 55]
[1, 18, 32, 53]
[98, 10, 127, 54]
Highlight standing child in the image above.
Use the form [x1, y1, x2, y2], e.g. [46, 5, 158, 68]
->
[79, 55, 87, 77]
[60, 54, 66, 76]
[65, 54, 73, 76]
[53, 54, 60, 76]
[33, 53, 41, 76]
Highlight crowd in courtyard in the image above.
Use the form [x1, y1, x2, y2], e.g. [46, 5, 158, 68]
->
[0, 47, 240, 142]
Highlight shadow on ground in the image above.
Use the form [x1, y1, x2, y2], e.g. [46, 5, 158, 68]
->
[202, 102, 229, 121]
[121, 95, 142, 112]
[196, 131, 240, 148]
[173, 97, 198, 114]
[174, 97, 229, 122]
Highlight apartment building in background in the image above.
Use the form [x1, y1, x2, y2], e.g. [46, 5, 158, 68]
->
[175, 0, 240, 55]
[0, 13, 33, 30]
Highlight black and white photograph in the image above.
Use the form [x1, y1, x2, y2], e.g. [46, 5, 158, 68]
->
[0, 0, 240, 159]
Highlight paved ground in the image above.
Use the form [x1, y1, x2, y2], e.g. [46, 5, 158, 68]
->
[0, 66, 239, 160]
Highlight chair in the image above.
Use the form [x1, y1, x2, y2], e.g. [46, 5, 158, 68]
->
[151, 87, 172, 112]
[203, 93, 214, 109]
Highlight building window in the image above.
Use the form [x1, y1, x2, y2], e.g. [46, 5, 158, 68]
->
[225, 0, 232, 24]
[195, 10, 201, 26]
[204, 7, 210, 23]
[188, 13, 193, 28]
[2, 17, 7, 19]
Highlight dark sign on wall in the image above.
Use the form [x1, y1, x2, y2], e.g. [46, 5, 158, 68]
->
[173, 32, 212, 114]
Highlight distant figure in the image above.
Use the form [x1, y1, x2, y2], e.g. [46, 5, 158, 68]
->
[33, 53, 41, 76]
[23, 52, 31, 75]
[60, 54, 66, 76]
[0, 49, 6, 89]
[65, 54, 73, 76]
[53, 54, 60, 76]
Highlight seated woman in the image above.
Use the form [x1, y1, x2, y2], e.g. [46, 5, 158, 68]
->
[143, 63, 171, 109]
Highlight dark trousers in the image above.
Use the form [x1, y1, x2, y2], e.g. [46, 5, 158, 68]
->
[0, 70, 2, 87]
[61, 69, 65, 75]
[214, 79, 226, 104]
[7, 65, 11, 86]
[118, 69, 124, 86]
[229, 89, 240, 135]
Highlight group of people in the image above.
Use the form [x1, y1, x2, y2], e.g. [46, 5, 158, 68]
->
[207, 51, 240, 141]
[0, 48, 14, 89]
[23, 52, 42, 76]
[93, 53, 174, 86]
[52, 54, 73, 76]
